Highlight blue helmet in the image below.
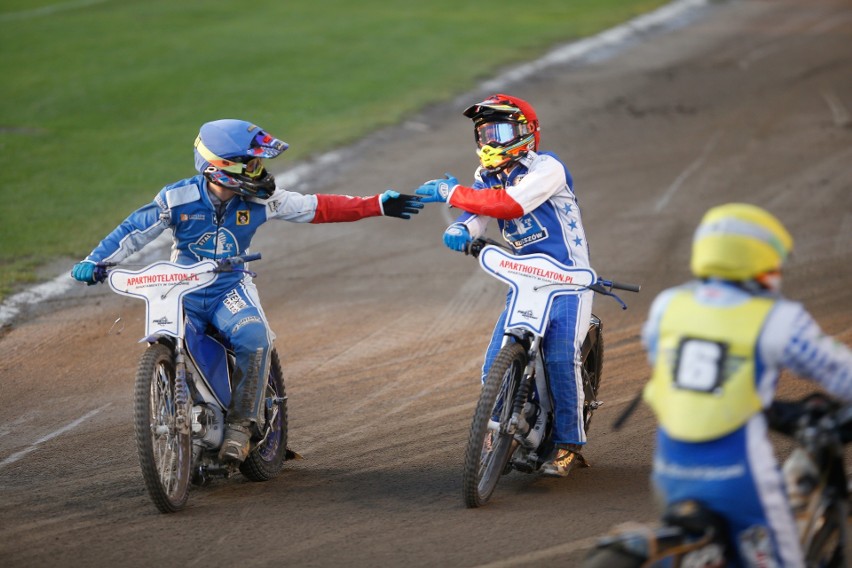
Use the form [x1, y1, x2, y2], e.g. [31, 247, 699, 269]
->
[193, 119, 289, 199]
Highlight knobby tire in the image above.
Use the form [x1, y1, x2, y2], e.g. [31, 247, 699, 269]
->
[462, 342, 527, 508]
[134, 343, 191, 513]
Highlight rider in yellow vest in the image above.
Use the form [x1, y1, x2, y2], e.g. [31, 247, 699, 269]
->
[641, 203, 852, 567]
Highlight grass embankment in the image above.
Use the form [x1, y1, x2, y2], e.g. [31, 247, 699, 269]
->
[0, 0, 668, 300]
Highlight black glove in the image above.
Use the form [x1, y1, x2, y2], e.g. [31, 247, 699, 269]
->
[380, 190, 424, 219]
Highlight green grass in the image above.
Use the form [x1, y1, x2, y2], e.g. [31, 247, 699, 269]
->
[0, 0, 668, 300]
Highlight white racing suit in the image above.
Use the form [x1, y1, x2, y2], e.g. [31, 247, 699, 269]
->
[83, 174, 386, 429]
[642, 280, 852, 567]
[448, 151, 593, 446]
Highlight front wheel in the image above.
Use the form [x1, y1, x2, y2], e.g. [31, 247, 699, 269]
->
[240, 348, 288, 481]
[134, 342, 192, 513]
[462, 342, 527, 508]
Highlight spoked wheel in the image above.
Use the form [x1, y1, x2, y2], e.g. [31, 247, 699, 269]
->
[582, 316, 604, 433]
[462, 342, 527, 508]
[240, 348, 288, 481]
[134, 343, 191, 513]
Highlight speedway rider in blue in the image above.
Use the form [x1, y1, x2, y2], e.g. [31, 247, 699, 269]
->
[642, 203, 852, 567]
[71, 119, 422, 463]
[415, 94, 593, 477]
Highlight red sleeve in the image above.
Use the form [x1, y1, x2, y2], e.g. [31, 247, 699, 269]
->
[311, 194, 382, 223]
[448, 185, 524, 220]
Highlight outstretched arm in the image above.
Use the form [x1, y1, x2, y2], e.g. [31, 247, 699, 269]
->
[313, 191, 422, 222]
[266, 189, 422, 223]
[416, 155, 570, 220]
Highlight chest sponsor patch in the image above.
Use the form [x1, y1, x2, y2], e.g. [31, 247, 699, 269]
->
[503, 212, 549, 249]
[180, 213, 206, 222]
[237, 210, 250, 225]
[188, 229, 238, 260]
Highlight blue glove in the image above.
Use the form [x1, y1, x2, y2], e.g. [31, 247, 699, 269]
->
[71, 261, 98, 285]
[443, 223, 471, 252]
[415, 173, 458, 203]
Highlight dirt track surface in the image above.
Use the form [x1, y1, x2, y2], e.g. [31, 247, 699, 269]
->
[2, 1, 851, 566]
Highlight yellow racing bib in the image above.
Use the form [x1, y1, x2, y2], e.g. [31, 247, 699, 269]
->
[643, 290, 774, 441]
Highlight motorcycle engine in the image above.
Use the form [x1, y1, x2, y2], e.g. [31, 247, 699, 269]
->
[191, 404, 225, 448]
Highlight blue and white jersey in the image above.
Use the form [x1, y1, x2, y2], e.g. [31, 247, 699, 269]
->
[642, 279, 852, 567]
[453, 151, 591, 268]
[85, 174, 327, 298]
[642, 280, 852, 405]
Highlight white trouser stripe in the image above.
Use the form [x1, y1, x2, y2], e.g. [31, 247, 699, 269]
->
[746, 418, 804, 567]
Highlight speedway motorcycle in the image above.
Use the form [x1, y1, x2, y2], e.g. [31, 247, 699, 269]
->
[461, 238, 640, 508]
[583, 393, 852, 567]
[96, 253, 289, 513]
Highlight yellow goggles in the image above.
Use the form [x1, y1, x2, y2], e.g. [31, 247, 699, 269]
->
[194, 136, 265, 179]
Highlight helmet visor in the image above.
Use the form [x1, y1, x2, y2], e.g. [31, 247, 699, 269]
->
[475, 121, 530, 147]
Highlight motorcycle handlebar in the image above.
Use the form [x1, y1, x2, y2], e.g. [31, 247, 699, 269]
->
[465, 238, 642, 295]
[610, 281, 642, 293]
[92, 253, 262, 281]
[216, 253, 262, 271]
[767, 394, 852, 444]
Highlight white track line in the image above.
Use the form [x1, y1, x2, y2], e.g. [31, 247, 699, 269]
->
[654, 130, 722, 213]
[0, 404, 111, 469]
[470, 536, 602, 568]
[822, 90, 852, 128]
[0, 0, 713, 327]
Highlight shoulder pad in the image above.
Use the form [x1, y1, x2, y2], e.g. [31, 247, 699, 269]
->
[164, 182, 202, 208]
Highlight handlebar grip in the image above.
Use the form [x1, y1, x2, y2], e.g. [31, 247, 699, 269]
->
[93, 262, 115, 284]
[241, 253, 262, 263]
[611, 281, 641, 293]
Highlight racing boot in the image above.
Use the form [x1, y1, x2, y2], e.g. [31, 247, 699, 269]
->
[219, 422, 251, 463]
[219, 349, 266, 463]
[541, 444, 588, 477]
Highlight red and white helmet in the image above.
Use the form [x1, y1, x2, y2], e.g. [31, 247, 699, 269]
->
[463, 94, 540, 171]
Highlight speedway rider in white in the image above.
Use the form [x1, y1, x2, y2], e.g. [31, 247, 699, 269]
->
[642, 204, 852, 567]
[71, 119, 422, 463]
[415, 94, 593, 477]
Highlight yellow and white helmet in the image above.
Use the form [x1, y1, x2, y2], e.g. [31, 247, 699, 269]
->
[691, 203, 793, 285]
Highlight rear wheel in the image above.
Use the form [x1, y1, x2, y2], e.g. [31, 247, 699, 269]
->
[134, 343, 191, 513]
[462, 342, 527, 508]
[240, 348, 288, 481]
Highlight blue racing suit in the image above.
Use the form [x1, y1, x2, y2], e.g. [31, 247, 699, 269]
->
[642, 279, 852, 567]
[82, 174, 387, 427]
[448, 151, 593, 446]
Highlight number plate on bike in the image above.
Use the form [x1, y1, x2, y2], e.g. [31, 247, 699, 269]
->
[108, 260, 218, 339]
[479, 246, 596, 336]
